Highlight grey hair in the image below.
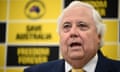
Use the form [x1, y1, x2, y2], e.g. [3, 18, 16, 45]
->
[57, 1, 106, 48]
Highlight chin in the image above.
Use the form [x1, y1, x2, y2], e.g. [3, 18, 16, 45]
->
[69, 55, 84, 60]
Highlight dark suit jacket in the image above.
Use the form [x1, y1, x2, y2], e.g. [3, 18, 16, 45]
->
[24, 51, 120, 72]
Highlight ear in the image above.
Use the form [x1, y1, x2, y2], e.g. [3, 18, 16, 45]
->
[98, 34, 101, 39]
[97, 34, 101, 44]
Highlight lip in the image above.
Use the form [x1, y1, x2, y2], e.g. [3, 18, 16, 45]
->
[70, 42, 81, 47]
[69, 42, 82, 49]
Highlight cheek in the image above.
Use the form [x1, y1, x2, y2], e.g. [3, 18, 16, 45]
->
[59, 33, 69, 52]
[59, 33, 69, 44]
[83, 33, 99, 49]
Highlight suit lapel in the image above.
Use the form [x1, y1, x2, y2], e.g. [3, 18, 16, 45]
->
[95, 50, 112, 72]
[51, 59, 65, 72]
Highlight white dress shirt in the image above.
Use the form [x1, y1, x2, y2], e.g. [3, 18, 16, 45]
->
[65, 54, 98, 72]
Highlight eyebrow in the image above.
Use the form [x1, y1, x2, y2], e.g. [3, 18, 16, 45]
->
[77, 21, 87, 24]
[63, 21, 71, 24]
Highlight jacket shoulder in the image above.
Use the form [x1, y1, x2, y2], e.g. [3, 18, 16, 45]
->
[96, 51, 120, 72]
[24, 59, 64, 72]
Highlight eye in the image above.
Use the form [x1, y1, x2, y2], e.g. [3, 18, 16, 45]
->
[64, 23, 71, 28]
[77, 22, 89, 30]
[62, 22, 71, 32]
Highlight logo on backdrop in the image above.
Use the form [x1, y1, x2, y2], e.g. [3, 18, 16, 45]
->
[24, 0, 46, 19]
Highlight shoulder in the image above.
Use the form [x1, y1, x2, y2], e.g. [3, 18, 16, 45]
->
[98, 50, 120, 64]
[24, 59, 64, 72]
[105, 57, 120, 67]
[97, 50, 120, 71]
[104, 57, 120, 71]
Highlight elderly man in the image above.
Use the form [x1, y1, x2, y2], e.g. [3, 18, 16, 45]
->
[24, 1, 120, 72]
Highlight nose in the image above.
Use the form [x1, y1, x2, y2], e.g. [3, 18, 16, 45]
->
[70, 26, 79, 38]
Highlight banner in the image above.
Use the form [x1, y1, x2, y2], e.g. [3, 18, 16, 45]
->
[9, 0, 62, 20]
[0, 45, 5, 67]
[0, 22, 6, 43]
[103, 20, 118, 42]
[64, 0, 118, 18]
[101, 45, 118, 60]
[7, 45, 59, 66]
[8, 22, 59, 44]
[0, 0, 7, 20]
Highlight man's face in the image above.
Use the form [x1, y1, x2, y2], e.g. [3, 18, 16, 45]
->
[59, 7, 101, 61]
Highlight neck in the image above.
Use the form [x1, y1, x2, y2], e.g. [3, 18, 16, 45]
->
[66, 55, 95, 68]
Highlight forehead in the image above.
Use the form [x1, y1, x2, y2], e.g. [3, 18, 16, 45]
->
[62, 6, 94, 22]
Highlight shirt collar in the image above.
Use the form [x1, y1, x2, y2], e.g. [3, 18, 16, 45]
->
[65, 54, 98, 72]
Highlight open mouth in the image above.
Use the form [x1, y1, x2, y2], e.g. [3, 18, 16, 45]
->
[70, 42, 82, 47]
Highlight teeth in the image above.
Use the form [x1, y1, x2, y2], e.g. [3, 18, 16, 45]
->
[70, 42, 81, 47]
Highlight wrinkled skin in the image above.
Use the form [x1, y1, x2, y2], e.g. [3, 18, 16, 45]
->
[59, 6, 101, 68]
